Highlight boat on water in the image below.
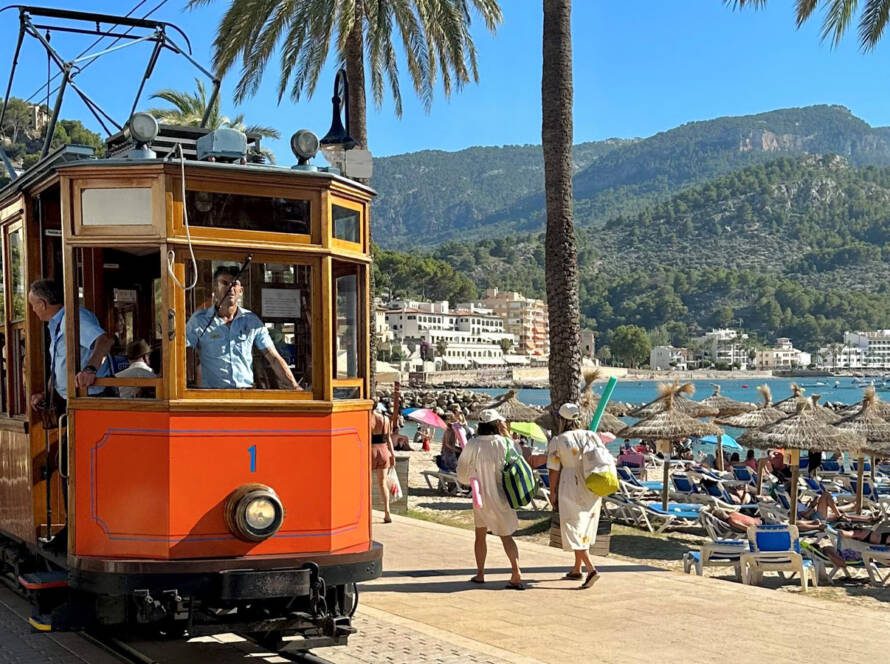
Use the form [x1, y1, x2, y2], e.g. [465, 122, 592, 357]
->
[799, 381, 827, 387]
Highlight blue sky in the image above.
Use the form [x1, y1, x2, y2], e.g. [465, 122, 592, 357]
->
[2, 1, 890, 159]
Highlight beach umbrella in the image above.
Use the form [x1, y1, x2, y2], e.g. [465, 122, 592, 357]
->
[774, 383, 806, 414]
[835, 387, 890, 513]
[619, 384, 723, 510]
[698, 433, 742, 451]
[406, 408, 448, 430]
[469, 389, 541, 422]
[698, 385, 756, 417]
[739, 397, 864, 524]
[510, 421, 548, 443]
[807, 395, 841, 424]
[716, 385, 785, 494]
[716, 385, 785, 429]
[630, 382, 720, 419]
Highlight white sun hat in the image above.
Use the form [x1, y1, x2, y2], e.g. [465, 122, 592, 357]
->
[558, 402, 581, 420]
[477, 408, 506, 424]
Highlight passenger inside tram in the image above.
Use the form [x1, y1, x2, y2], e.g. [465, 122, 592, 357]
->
[185, 261, 307, 391]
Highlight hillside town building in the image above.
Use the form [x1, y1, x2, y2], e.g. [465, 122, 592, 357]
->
[479, 288, 550, 357]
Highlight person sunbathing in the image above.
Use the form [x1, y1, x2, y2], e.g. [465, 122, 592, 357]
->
[799, 491, 873, 524]
[838, 522, 890, 545]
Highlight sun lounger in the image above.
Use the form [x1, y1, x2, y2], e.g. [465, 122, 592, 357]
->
[421, 458, 469, 496]
[740, 524, 818, 591]
[801, 527, 869, 584]
[603, 496, 705, 533]
[683, 508, 746, 579]
[617, 466, 662, 493]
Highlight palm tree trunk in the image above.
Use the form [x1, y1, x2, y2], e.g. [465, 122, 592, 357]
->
[542, 0, 581, 416]
[345, 4, 368, 151]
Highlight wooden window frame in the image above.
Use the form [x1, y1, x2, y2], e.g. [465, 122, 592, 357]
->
[329, 196, 365, 252]
[171, 247, 321, 402]
[170, 176, 319, 248]
[71, 176, 164, 238]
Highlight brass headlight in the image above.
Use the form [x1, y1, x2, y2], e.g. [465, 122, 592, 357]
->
[225, 484, 284, 542]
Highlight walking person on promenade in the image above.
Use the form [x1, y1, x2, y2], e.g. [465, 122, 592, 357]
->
[371, 401, 396, 524]
[457, 409, 525, 590]
[548, 403, 603, 589]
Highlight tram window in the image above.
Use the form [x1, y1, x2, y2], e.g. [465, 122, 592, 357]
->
[184, 257, 312, 392]
[185, 191, 310, 235]
[72, 247, 163, 400]
[332, 262, 364, 399]
[332, 204, 360, 243]
[8, 227, 24, 321]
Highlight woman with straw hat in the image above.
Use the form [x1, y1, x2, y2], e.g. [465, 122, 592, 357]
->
[548, 403, 604, 589]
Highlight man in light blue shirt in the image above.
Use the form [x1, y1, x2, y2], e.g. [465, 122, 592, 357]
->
[186, 266, 300, 390]
[28, 279, 114, 408]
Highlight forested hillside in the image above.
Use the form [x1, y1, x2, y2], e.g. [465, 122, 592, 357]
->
[0, 97, 103, 186]
[372, 105, 890, 248]
[384, 154, 890, 352]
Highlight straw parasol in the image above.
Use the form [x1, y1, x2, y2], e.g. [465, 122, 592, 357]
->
[808, 394, 841, 424]
[835, 387, 890, 512]
[469, 389, 541, 422]
[619, 383, 723, 509]
[738, 398, 864, 524]
[716, 385, 785, 429]
[774, 383, 806, 414]
[698, 384, 756, 417]
[536, 368, 626, 434]
[630, 382, 720, 419]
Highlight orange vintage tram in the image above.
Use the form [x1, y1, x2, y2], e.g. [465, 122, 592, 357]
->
[0, 106, 381, 646]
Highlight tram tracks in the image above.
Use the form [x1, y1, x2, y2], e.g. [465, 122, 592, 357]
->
[1, 576, 334, 664]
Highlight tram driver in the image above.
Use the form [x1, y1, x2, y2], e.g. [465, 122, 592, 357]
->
[186, 266, 301, 390]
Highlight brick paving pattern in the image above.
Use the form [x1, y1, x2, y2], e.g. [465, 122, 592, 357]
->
[322, 611, 515, 664]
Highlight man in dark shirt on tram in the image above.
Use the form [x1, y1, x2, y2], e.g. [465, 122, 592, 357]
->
[186, 266, 300, 390]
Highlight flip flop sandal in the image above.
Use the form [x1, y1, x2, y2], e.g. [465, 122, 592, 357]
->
[563, 572, 583, 580]
[468, 577, 485, 584]
[504, 582, 526, 590]
[580, 571, 600, 589]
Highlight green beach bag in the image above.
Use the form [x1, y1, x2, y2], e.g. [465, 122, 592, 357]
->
[501, 441, 536, 509]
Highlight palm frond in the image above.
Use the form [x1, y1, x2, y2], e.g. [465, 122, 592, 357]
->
[858, 0, 890, 49]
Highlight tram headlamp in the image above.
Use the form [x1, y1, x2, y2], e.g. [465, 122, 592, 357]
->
[290, 129, 319, 165]
[225, 484, 285, 542]
[129, 112, 159, 145]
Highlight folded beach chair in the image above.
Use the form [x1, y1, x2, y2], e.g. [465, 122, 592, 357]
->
[421, 455, 469, 496]
[741, 524, 818, 591]
[732, 465, 758, 486]
[683, 508, 746, 579]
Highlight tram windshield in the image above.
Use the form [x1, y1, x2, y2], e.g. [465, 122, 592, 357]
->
[184, 256, 311, 392]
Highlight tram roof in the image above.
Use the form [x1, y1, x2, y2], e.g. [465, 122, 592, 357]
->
[0, 144, 375, 205]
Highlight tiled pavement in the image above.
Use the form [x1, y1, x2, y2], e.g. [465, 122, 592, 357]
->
[357, 512, 890, 664]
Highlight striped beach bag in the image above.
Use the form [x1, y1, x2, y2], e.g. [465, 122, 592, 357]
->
[501, 442, 536, 509]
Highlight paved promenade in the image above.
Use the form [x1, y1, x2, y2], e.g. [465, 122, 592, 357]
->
[355, 512, 890, 664]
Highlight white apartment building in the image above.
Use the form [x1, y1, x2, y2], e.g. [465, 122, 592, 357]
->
[650, 346, 689, 371]
[385, 300, 517, 370]
[815, 344, 866, 370]
[696, 328, 750, 369]
[844, 330, 890, 369]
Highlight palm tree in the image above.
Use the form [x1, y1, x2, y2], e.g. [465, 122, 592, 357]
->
[149, 79, 281, 161]
[542, 0, 580, 419]
[728, 0, 890, 50]
[186, 0, 502, 150]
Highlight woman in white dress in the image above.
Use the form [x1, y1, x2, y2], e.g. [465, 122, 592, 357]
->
[547, 402, 603, 589]
[457, 409, 525, 590]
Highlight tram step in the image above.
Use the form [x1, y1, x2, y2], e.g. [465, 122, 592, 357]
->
[18, 571, 69, 591]
[28, 613, 54, 632]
